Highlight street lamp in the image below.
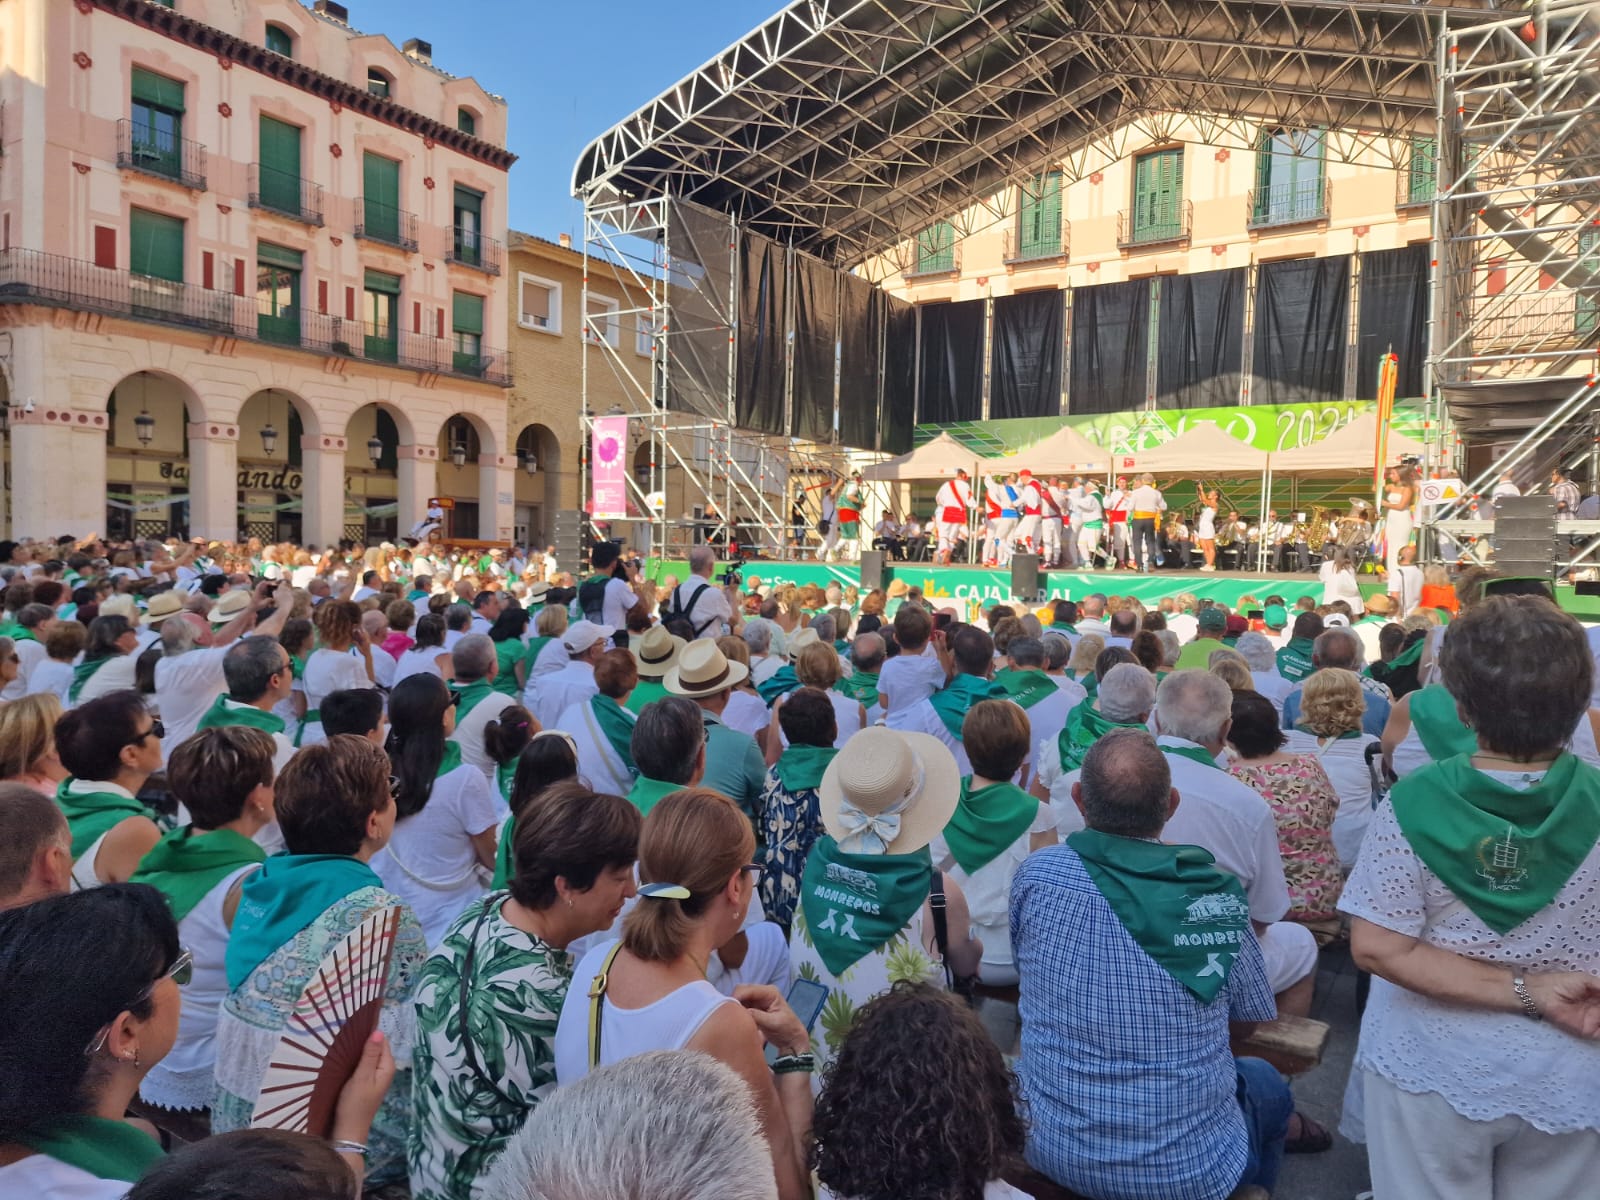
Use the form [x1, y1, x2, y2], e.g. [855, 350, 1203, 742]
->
[260, 422, 279, 456]
[449, 441, 467, 468]
[520, 448, 538, 476]
[367, 434, 384, 465]
[134, 409, 155, 446]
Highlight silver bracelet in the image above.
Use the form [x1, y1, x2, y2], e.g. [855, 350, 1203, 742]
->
[330, 1139, 369, 1157]
[1512, 972, 1542, 1022]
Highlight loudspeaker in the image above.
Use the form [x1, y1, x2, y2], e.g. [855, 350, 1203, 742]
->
[1011, 553, 1045, 601]
[1493, 495, 1557, 579]
[858, 550, 891, 592]
[551, 509, 584, 573]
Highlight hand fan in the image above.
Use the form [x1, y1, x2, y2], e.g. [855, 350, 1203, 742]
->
[249, 904, 401, 1137]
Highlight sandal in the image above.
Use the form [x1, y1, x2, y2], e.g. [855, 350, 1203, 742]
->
[1284, 1109, 1333, 1154]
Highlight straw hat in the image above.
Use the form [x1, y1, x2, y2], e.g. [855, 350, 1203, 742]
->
[99, 594, 139, 621]
[818, 726, 960, 856]
[786, 626, 822, 657]
[886, 579, 910, 600]
[141, 592, 186, 627]
[207, 590, 253, 624]
[1364, 593, 1395, 616]
[663, 639, 749, 699]
[634, 625, 686, 680]
[524, 581, 551, 605]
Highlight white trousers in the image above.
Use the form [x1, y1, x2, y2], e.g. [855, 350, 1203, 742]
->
[1013, 514, 1041, 553]
[1385, 509, 1413, 580]
[989, 517, 1017, 563]
[820, 524, 840, 559]
[1259, 920, 1317, 994]
[936, 521, 965, 556]
[1077, 523, 1103, 565]
[1039, 517, 1063, 564]
[1364, 1070, 1600, 1200]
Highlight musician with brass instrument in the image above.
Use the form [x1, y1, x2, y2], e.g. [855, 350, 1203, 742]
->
[1331, 502, 1374, 569]
[1215, 509, 1247, 571]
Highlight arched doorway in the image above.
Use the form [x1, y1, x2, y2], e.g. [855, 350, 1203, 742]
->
[343, 403, 408, 544]
[236, 388, 318, 544]
[436, 413, 499, 540]
[105, 371, 201, 540]
[513, 423, 561, 547]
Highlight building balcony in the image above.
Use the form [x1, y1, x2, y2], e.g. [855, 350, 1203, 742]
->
[355, 200, 419, 252]
[1117, 201, 1193, 249]
[116, 119, 207, 190]
[1396, 169, 1433, 211]
[1247, 178, 1331, 230]
[448, 228, 503, 276]
[248, 164, 325, 226]
[1003, 220, 1071, 266]
[903, 243, 962, 280]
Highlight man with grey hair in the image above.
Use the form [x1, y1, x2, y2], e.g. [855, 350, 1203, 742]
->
[361, 607, 398, 688]
[1012, 727, 1291, 1200]
[488, 1051, 779, 1200]
[197, 635, 298, 774]
[836, 632, 885, 721]
[448, 632, 517, 784]
[667, 544, 741, 638]
[1076, 592, 1109, 637]
[1153, 670, 1318, 1015]
[997, 636, 1082, 777]
[1033, 662, 1157, 828]
[1280, 626, 1391, 736]
[743, 619, 781, 687]
[1234, 631, 1293, 717]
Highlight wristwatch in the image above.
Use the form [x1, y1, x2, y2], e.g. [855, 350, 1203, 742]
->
[1512, 972, 1542, 1022]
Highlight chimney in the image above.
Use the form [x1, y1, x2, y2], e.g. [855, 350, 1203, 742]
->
[313, 1, 349, 22]
[402, 38, 433, 65]
[558, 233, 572, 250]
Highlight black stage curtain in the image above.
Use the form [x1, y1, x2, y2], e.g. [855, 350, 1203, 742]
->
[790, 252, 837, 443]
[1357, 244, 1428, 399]
[665, 199, 734, 421]
[1069, 278, 1149, 414]
[880, 294, 915, 454]
[990, 289, 1064, 419]
[916, 299, 985, 424]
[1252, 255, 1350, 406]
[734, 231, 786, 435]
[838, 271, 880, 450]
[1157, 267, 1245, 409]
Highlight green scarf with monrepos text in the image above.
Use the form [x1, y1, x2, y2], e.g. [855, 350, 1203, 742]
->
[17, 1115, 164, 1183]
[56, 779, 153, 860]
[1275, 637, 1316, 683]
[130, 826, 266, 922]
[194, 694, 286, 736]
[589, 694, 638, 780]
[943, 777, 1037, 874]
[1058, 698, 1144, 774]
[226, 854, 384, 988]
[1390, 753, 1600, 934]
[1409, 683, 1477, 762]
[799, 836, 932, 975]
[773, 743, 836, 792]
[993, 667, 1058, 710]
[1067, 828, 1251, 1001]
[835, 671, 879, 706]
[928, 674, 1005, 739]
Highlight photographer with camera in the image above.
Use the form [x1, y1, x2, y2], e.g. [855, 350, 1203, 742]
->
[665, 546, 744, 640]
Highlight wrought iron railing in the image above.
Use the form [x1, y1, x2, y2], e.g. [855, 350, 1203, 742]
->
[1247, 177, 1331, 229]
[903, 241, 962, 278]
[448, 227, 503, 276]
[248, 163, 325, 226]
[1003, 218, 1070, 264]
[355, 199, 419, 251]
[117, 118, 206, 190]
[1117, 200, 1193, 248]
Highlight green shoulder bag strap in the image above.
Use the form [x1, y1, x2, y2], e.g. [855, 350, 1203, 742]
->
[587, 942, 626, 1071]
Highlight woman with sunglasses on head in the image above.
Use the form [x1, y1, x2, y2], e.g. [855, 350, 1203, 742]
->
[212, 735, 422, 1189]
[410, 781, 640, 1200]
[53, 690, 166, 888]
[372, 675, 500, 947]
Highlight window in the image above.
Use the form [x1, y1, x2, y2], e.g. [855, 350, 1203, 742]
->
[452, 292, 485, 374]
[443, 416, 481, 462]
[1251, 128, 1326, 226]
[636, 311, 656, 356]
[1578, 228, 1598, 335]
[363, 269, 401, 362]
[914, 222, 954, 274]
[452, 184, 484, 266]
[1131, 147, 1185, 242]
[585, 293, 620, 347]
[366, 68, 392, 98]
[1407, 136, 1437, 205]
[457, 108, 476, 136]
[130, 68, 185, 180]
[265, 23, 293, 57]
[256, 115, 303, 217]
[361, 152, 401, 244]
[129, 208, 184, 282]
[256, 243, 302, 346]
[1015, 171, 1063, 259]
[517, 272, 560, 333]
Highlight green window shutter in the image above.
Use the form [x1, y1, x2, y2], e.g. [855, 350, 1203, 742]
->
[362, 153, 401, 239]
[1019, 172, 1061, 257]
[1409, 136, 1437, 203]
[453, 185, 483, 264]
[131, 68, 185, 113]
[256, 241, 303, 271]
[452, 291, 484, 334]
[258, 116, 302, 213]
[265, 25, 293, 57]
[457, 109, 476, 136]
[364, 269, 402, 294]
[129, 208, 184, 282]
[1133, 148, 1183, 239]
[1578, 229, 1598, 335]
[453, 185, 483, 222]
[916, 221, 953, 272]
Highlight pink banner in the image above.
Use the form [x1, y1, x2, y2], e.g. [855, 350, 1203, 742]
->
[590, 416, 628, 520]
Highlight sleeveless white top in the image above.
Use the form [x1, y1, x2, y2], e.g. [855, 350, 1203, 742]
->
[553, 939, 735, 1085]
[0, 1153, 129, 1199]
[70, 832, 108, 891]
[140, 863, 260, 1111]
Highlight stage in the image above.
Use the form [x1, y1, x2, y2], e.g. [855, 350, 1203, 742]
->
[640, 557, 1600, 620]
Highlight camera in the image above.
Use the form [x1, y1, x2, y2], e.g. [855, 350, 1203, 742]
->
[718, 568, 742, 586]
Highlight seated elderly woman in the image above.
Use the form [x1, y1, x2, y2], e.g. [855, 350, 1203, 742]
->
[767, 642, 865, 759]
[1032, 662, 1159, 835]
[1283, 668, 1378, 869]
[1236, 631, 1294, 716]
[0, 693, 68, 795]
[1208, 648, 1257, 696]
[1226, 691, 1343, 922]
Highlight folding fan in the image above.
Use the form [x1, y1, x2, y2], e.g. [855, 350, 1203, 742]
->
[250, 904, 401, 1137]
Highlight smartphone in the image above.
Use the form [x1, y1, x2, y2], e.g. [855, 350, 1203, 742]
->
[765, 977, 829, 1064]
[1247, 609, 1264, 621]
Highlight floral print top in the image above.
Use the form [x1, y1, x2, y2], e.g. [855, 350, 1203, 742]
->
[1229, 754, 1344, 921]
[759, 768, 827, 931]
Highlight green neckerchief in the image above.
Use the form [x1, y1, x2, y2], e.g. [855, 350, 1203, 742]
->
[1386, 636, 1426, 672]
[627, 775, 682, 816]
[226, 854, 384, 989]
[17, 1115, 164, 1183]
[496, 760, 516, 805]
[1069, 669, 1100, 698]
[195, 694, 286, 736]
[1409, 683, 1477, 763]
[1058, 697, 1144, 774]
[0, 618, 22, 639]
[799, 836, 932, 975]
[944, 777, 1037, 874]
[1159, 738, 1223, 771]
[449, 679, 495, 720]
[56, 778, 152, 860]
[1067, 828, 1250, 1002]
[1276, 637, 1316, 683]
[590, 694, 639, 779]
[130, 826, 266, 922]
[993, 667, 1057, 710]
[522, 634, 553, 674]
[774, 743, 837, 792]
[436, 741, 464, 778]
[835, 671, 879, 706]
[1391, 753, 1600, 934]
[834, 639, 851, 656]
[407, 589, 429, 603]
[757, 664, 799, 707]
[68, 654, 115, 703]
[1051, 622, 1077, 635]
[928, 674, 1004, 739]
[625, 678, 669, 714]
[492, 640, 524, 696]
[290, 652, 306, 681]
[9, 626, 36, 644]
[492, 814, 515, 888]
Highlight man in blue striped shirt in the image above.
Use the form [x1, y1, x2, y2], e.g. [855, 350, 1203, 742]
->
[1011, 727, 1292, 1200]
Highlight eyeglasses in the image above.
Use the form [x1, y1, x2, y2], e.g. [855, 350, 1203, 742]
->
[388, 774, 403, 799]
[127, 718, 165, 747]
[83, 948, 193, 1056]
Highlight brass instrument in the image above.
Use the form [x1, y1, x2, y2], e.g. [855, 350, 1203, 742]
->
[1215, 522, 1237, 548]
[1304, 506, 1337, 548]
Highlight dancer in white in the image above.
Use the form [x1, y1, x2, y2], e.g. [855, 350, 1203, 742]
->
[1195, 483, 1219, 572]
[988, 475, 1020, 567]
[1075, 480, 1105, 568]
[933, 469, 975, 565]
[1013, 471, 1042, 558]
[1039, 476, 1066, 567]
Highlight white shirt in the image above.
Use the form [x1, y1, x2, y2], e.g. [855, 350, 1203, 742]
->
[1283, 729, 1377, 867]
[394, 646, 449, 685]
[73, 653, 137, 706]
[1393, 564, 1423, 615]
[602, 577, 636, 631]
[2, 636, 46, 701]
[27, 658, 73, 704]
[1319, 562, 1364, 608]
[1128, 485, 1165, 515]
[885, 695, 972, 776]
[367, 645, 399, 689]
[930, 800, 1056, 973]
[668, 575, 732, 637]
[559, 696, 637, 797]
[0, 1154, 129, 1199]
[154, 645, 232, 760]
[302, 647, 374, 710]
[449, 689, 518, 785]
[470, 614, 494, 637]
[722, 689, 769, 740]
[531, 660, 598, 732]
[876, 652, 945, 715]
[1017, 675, 1085, 781]
[1166, 612, 1198, 643]
[352, 586, 380, 603]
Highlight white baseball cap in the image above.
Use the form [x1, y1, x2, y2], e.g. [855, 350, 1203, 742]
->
[562, 619, 616, 654]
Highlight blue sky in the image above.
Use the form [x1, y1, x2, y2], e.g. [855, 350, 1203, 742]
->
[362, 0, 780, 240]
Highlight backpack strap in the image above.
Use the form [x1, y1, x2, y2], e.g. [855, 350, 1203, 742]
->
[674, 583, 715, 636]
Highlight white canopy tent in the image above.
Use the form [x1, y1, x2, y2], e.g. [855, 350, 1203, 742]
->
[1120, 425, 1272, 570]
[860, 431, 980, 481]
[979, 424, 1108, 476]
[1267, 411, 1426, 475]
